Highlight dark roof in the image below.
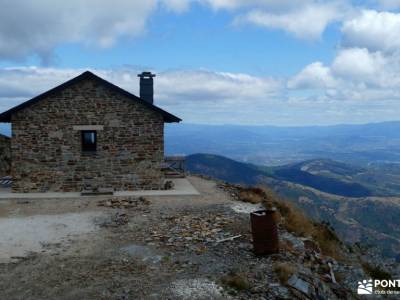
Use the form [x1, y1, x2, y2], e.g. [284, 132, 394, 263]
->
[0, 71, 181, 123]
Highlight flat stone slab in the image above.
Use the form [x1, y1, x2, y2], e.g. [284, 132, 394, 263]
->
[288, 274, 310, 296]
[0, 178, 200, 199]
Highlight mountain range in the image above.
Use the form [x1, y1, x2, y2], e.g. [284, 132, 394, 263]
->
[187, 154, 400, 197]
[166, 122, 400, 167]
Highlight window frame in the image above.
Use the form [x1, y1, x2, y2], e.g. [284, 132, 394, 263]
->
[81, 130, 97, 153]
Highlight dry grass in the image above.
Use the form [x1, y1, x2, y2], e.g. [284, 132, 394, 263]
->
[362, 262, 392, 280]
[271, 200, 314, 236]
[334, 271, 346, 284]
[238, 185, 345, 261]
[221, 272, 251, 291]
[273, 262, 296, 284]
[311, 222, 343, 260]
[238, 187, 265, 204]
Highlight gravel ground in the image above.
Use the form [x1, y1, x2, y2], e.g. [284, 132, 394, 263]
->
[0, 211, 102, 263]
[0, 177, 257, 299]
[0, 176, 360, 299]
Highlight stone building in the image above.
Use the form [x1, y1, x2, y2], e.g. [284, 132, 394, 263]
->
[0, 134, 10, 177]
[0, 71, 181, 192]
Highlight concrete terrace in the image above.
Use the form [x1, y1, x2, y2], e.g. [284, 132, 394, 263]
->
[0, 178, 199, 199]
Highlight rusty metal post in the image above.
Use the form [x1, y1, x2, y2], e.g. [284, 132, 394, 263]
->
[250, 209, 279, 255]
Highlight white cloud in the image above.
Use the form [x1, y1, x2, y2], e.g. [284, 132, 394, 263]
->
[331, 48, 387, 83]
[0, 67, 83, 97]
[288, 62, 336, 89]
[0, 0, 354, 62]
[0, 0, 190, 62]
[288, 44, 400, 116]
[341, 10, 400, 52]
[0, 67, 283, 124]
[200, 0, 312, 11]
[2, 2, 400, 126]
[234, 2, 343, 40]
[156, 69, 281, 102]
[3, 65, 400, 126]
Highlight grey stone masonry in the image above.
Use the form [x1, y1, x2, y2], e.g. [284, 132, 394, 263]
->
[0, 134, 10, 177]
[11, 78, 165, 192]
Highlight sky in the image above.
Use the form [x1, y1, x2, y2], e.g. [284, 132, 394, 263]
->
[0, 0, 400, 126]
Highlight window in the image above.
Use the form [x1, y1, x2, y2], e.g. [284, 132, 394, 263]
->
[81, 130, 97, 152]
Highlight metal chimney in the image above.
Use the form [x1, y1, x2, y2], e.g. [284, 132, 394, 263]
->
[137, 72, 156, 104]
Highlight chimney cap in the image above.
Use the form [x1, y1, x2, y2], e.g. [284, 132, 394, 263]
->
[138, 71, 156, 78]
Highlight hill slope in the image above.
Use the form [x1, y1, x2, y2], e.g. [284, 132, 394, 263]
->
[272, 160, 372, 197]
[186, 153, 400, 259]
[187, 154, 374, 197]
[186, 154, 270, 185]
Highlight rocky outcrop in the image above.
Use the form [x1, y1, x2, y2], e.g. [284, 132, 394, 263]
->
[0, 134, 10, 177]
[215, 181, 399, 299]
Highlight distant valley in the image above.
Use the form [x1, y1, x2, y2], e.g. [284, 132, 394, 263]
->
[166, 122, 400, 167]
[186, 153, 400, 260]
[187, 154, 400, 197]
[168, 121, 400, 258]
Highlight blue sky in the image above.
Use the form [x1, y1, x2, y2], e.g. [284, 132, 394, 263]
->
[0, 0, 400, 126]
[0, 2, 339, 75]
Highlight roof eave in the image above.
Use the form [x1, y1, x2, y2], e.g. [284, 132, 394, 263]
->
[163, 114, 182, 123]
[0, 112, 11, 123]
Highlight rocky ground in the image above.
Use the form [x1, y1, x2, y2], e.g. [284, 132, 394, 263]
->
[0, 176, 368, 299]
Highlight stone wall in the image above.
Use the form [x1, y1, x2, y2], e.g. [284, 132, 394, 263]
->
[11, 78, 164, 192]
[0, 134, 10, 177]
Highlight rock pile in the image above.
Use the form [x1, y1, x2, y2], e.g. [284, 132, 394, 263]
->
[145, 212, 242, 250]
[217, 182, 242, 200]
[273, 231, 363, 299]
[98, 196, 150, 209]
